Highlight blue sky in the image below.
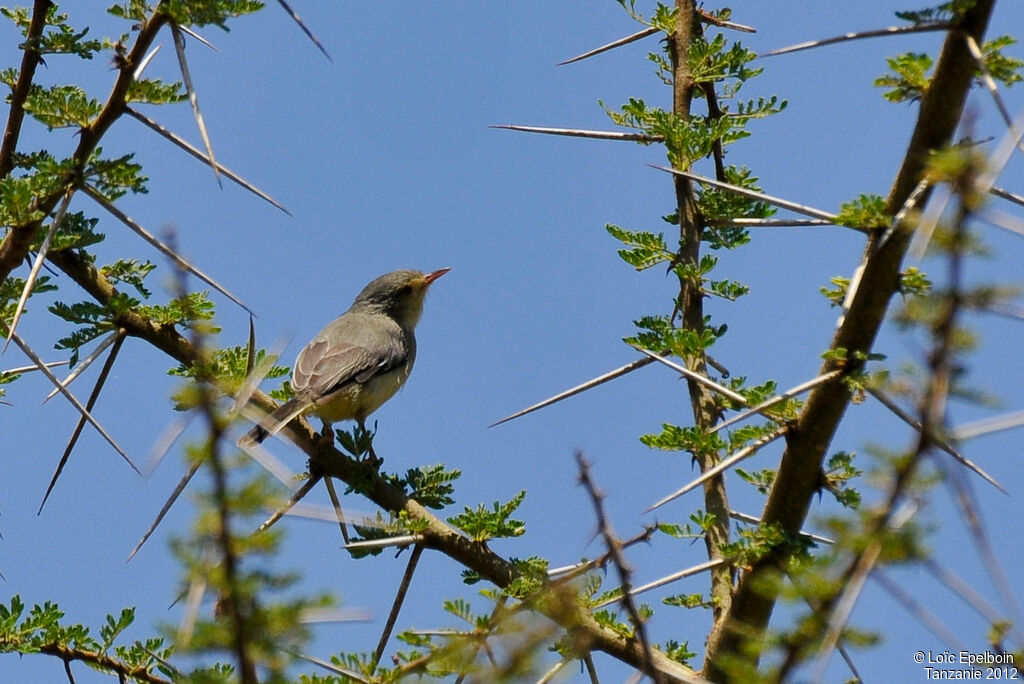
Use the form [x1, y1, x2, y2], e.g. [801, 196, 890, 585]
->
[2, 2, 1023, 681]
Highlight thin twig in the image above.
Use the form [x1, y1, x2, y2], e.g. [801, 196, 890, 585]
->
[631, 345, 748, 405]
[952, 409, 1024, 441]
[275, 0, 332, 61]
[592, 559, 726, 610]
[255, 476, 320, 533]
[759, 21, 949, 58]
[707, 370, 841, 436]
[323, 477, 351, 544]
[81, 183, 253, 314]
[4, 186, 75, 353]
[127, 459, 201, 563]
[582, 653, 601, 684]
[126, 107, 290, 215]
[704, 218, 835, 228]
[868, 387, 1004, 492]
[0, 0, 50, 178]
[5, 328, 129, 465]
[646, 426, 788, 513]
[43, 332, 121, 404]
[965, 35, 1024, 156]
[490, 356, 656, 427]
[872, 569, 967, 651]
[170, 23, 221, 186]
[3, 360, 69, 375]
[576, 452, 661, 684]
[991, 185, 1024, 209]
[728, 510, 834, 545]
[372, 544, 424, 670]
[489, 124, 662, 142]
[649, 165, 843, 223]
[559, 26, 659, 66]
[39, 331, 132, 513]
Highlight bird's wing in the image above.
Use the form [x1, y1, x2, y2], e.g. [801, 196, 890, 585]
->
[292, 317, 408, 399]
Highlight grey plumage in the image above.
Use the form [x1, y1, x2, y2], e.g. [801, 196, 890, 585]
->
[240, 268, 448, 446]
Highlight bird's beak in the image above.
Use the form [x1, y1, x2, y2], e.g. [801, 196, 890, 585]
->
[423, 267, 451, 286]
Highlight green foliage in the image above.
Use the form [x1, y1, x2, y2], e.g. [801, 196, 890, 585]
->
[170, 345, 288, 395]
[22, 83, 102, 129]
[0, 174, 62, 226]
[820, 275, 850, 307]
[402, 463, 461, 509]
[606, 224, 672, 271]
[0, 595, 175, 680]
[447, 490, 526, 542]
[689, 33, 761, 92]
[1, 6, 104, 58]
[171, 451, 328, 681]
[100, 259, 155, 297]
[659, 638, 696, 666]
[44, 211, 105, 252]
[346, 512, 415, 559]
[336, 422, 376, 460]
[107, 2, 152, 23]
[1, 274, 56, 325]
[662, 593, 709, 609]
[980, 36, 1024, 87]
[875, 52, 933, 102]
[505, 556, 549, 598]
[642, 422, 724, 454]
[895, 1, 977, 24]
[736, 467, 776, 494]
[85, 150, 149, 198]
[157, 0, 266, 29]
[835, 194, 889, 231]
[823, 451, 861, 509]
[898, 267, 932, 297]
[126, 78, 187, 105]
[696, 166, 773, 248]
[625, 314, 725, 358]
[720, 521, 788, 568]
[49, 299, 122, 354]
[657, 516, 707, 540]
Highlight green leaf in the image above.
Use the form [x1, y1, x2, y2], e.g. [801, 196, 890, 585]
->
[403, 464, 461, 509]
[157, 0, 266, 30]
[980, 35, 1024, 87]
[447, 490, 526, 542]
[875, 52, 933, 103]
[126, 78, 187, 105]
[23, 84, 102, 129]
[835, 194, 889, 231]
[1, 6, 103, 58]
[606, 224, 671, 270]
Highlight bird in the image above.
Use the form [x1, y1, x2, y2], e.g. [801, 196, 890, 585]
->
[240, 268, 450, 447]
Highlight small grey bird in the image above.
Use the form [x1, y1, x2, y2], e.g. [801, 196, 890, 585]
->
[241, 268, 449, 446]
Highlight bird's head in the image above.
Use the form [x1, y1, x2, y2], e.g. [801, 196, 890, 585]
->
[351, 268, 450, 329]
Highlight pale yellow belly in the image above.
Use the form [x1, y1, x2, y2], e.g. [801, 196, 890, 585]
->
[311, 361, 412, 424]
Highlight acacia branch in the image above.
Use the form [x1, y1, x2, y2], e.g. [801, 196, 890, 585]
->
[0, 0, 51, 178]
[44, 235, 701, 684]
[703, 1, 999, 676]
[669, 0, 735, 653]
[34, 642, 172, 684]
[0, 8, 167, 285]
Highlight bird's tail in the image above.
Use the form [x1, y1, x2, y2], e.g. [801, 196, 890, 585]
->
[237, 397, 310, 447]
